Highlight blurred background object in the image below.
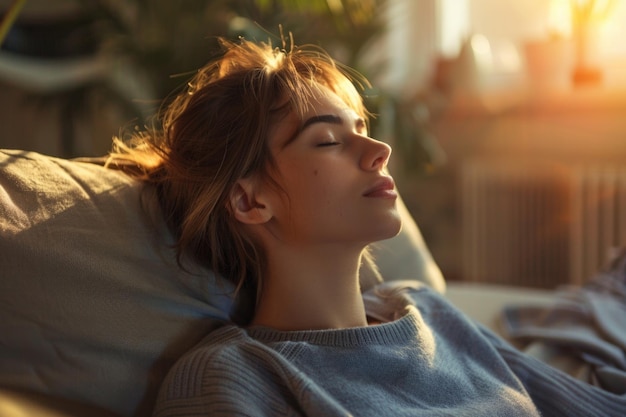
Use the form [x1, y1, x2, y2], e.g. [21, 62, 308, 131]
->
[570, 0, 616, 86]
[2, 0, 626, 289]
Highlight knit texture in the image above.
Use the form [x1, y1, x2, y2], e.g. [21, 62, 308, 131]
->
[153, 281, 626, 416]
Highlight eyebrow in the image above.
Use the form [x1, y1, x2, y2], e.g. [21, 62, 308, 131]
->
[279, 113, 367, 149]
[280, 114, 343, 149]
[301, 114, 343, 131]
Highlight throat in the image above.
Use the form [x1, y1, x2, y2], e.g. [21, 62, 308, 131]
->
[251, 273, 368, 331]
[250, 244, 371, 331]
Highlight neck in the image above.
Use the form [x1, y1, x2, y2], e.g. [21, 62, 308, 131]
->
[250, 244, 368, 331]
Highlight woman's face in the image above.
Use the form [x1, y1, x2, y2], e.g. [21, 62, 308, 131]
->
[262, 85, 401, 248]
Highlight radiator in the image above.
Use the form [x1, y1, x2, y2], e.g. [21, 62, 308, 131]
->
[461, 160, 626, 288]
[570, 167, 626, 285]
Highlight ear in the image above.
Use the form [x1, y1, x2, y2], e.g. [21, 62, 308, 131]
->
[229, 178, 273, 225]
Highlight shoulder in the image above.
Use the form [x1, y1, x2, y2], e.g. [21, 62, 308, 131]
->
[157, 325, 255, 398]
[367, 280, 493, 343]
[365, 280, 461, 319]
[154, 324, 304, 416]
[157, 323, 305, 397]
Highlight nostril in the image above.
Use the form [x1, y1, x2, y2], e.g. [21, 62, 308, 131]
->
[374, 143, 391, 169]
[373, 154, 387, 169]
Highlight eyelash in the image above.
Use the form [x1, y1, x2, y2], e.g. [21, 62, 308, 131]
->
[314, 125, 367, 148]
[317, 141, 340, 147]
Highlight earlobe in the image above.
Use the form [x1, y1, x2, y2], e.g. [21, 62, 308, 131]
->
[230, 180, 272, 225]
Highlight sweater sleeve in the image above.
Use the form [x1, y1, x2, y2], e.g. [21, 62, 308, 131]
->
[479, 325, 626, 417]
[152, 342, 299, 417]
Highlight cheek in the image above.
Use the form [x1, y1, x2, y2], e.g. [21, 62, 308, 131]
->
[288, 168, 333, 205]
[279, 160, 343, 207]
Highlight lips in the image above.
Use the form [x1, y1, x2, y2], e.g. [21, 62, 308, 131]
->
[363, 176, 397, 199]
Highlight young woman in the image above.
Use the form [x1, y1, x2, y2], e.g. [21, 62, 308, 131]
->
[109, 38, 625, 416]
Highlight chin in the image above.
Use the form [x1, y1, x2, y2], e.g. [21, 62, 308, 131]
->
[386, 219, 403, 240]
[369, 214, 402, 242]
[386, 207, 403, 235]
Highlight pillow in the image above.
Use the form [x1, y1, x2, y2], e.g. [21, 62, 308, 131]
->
[0, 150, 444, 416]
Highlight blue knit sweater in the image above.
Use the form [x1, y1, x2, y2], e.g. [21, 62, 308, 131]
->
[153, 281, 626, 416]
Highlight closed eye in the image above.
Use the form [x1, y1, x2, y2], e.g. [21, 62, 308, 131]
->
[317, 141, 341, 147]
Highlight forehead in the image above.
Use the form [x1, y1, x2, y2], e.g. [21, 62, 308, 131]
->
[305, 87, 356, 116]
[269, 87, 359, 147]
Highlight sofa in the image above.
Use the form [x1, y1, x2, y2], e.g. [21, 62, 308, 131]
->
[0, 149, 558, 417]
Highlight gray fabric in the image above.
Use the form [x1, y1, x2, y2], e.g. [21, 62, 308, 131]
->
[501, 252, 626, 395]
[154, 281, 626, 417]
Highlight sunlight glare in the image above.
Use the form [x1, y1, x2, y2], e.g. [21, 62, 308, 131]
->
[471, 34, 493, 72]
[548, 0, 626, 60]
[548, 0, 572, 37]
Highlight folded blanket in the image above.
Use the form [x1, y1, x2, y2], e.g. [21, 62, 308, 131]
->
[501, 251, 626, 395]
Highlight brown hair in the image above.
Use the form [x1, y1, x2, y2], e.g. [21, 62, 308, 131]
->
[108, 37, 371, 322]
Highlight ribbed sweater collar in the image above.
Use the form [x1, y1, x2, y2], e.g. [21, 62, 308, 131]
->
[246, 306, 420, 347]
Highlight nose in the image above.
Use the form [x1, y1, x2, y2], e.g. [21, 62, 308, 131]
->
[361, 136, 392, 171]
